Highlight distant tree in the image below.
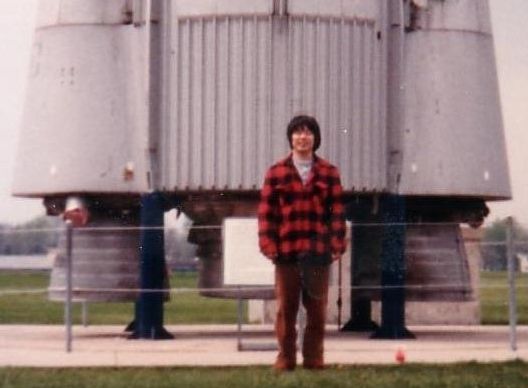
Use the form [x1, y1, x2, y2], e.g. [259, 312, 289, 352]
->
[0, 216, 61, 255]
[481, 217, 528, 271]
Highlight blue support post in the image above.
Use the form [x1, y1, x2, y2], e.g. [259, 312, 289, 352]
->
[340, 222, 379, 332]
[130, 192, 174, 339]
[371, 194, 414, 339]
[341, 198, 380, 332]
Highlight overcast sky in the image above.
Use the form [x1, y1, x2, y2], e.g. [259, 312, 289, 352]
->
[0, 0, 527, 225]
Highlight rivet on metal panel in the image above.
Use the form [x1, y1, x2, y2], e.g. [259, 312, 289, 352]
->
[411, 0, 428, 8]
[123, 0, 133, 25]
[406, 1, 420, 32]
[129, 0, 147, 27]
[123, 162, 135, 182]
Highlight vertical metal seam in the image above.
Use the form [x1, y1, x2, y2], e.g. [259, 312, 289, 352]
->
[167, 0, 176, 189]
[240, 17, 246, 188]
[300, 16, 305, 109]
[346, 19, 353, 187]
[175, 19, 183, 189]
[253, 16, 260, 188]
[287, 15, 293, 114]
[159, 0, 167, 189]
[268, 15, 274, 161]
[352, 20, 360, 188]
[374, 21, 381, 190]
[336, 19, 343, 167]
[340, 18, 349, 187]
[380, 2, 386, 190]
[211, 17, 218, 189]
[199, 18, 205, 188]
[187, 18, 193, 188]
[323, 18, 330, 157]
[177, 20, 187, 187]
[311, 16, 325, 115]
[201, 18, 208, 188]
[359, 21, 366, 190]
[378, 2, 388, 191]
[226, 17, 231, 189]
[369, 23, 376, 191]
[164, 0, 172, 190]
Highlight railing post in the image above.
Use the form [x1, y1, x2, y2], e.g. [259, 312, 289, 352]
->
[506, 216, 517, 351]
[65, 220, 73, 352]
[82, 300, 88, 327]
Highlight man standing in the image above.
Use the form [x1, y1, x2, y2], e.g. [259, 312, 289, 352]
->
[258, 115, 346, 370]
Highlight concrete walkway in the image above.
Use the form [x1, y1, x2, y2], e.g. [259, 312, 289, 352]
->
[0, 324, 527, 367]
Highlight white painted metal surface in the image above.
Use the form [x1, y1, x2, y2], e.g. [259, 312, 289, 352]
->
[398, 0, 511, 199]
[13, 0, 511, 200]
[160, 0, 387, 191]
[12, 2, 150, 196]
[35, 0, 132, 28]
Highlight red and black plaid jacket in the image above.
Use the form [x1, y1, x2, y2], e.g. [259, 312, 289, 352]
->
[258, 154, 346, 263]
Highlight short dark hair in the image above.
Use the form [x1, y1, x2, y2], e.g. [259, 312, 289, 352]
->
[286, 115, 321, 151]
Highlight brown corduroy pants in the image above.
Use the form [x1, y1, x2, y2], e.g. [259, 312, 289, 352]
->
[274, 262, 330, 370]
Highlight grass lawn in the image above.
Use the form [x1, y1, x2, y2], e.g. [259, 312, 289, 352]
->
[0, 361, 527, 387]
[480, 271, 528, 325]
[1, 271, 527, 387]
[0, 270, 527, 325]
[0, 271, 243, 325]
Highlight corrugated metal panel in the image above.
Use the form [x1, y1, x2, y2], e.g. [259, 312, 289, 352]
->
[172, 0, 273, 17]
[288, 0, 381, 20]
[161, 5, 387, 192]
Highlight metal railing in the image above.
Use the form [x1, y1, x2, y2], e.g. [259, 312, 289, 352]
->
[0, 218, 526, 354]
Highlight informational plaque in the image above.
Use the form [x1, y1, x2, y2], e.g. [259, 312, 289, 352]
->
[223, 217, 274, 286]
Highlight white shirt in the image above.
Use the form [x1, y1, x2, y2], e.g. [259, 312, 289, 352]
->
[293, 157, 313, 185]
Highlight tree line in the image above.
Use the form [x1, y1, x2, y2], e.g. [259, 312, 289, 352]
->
[0, 216, 61, 255]
[481, 217, 528, 271]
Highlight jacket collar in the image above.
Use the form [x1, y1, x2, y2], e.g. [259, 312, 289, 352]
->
[284, 153, 323, 185]
[285, 153, 321, 168]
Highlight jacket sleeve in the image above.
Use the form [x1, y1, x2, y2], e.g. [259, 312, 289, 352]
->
[328, 169, 346, 257]
[257, 169, 280, 258]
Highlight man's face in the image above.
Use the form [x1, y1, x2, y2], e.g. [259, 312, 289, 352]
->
[291, 126, 315, 155]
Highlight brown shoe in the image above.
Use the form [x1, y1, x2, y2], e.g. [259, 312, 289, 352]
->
[302, 361, 324, 370]
[274, 358, 296, 372]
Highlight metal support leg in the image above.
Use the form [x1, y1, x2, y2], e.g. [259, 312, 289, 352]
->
[130, 192, 173, 340]
[371, 195, 414, 339]
[341, 221, 380, 332]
